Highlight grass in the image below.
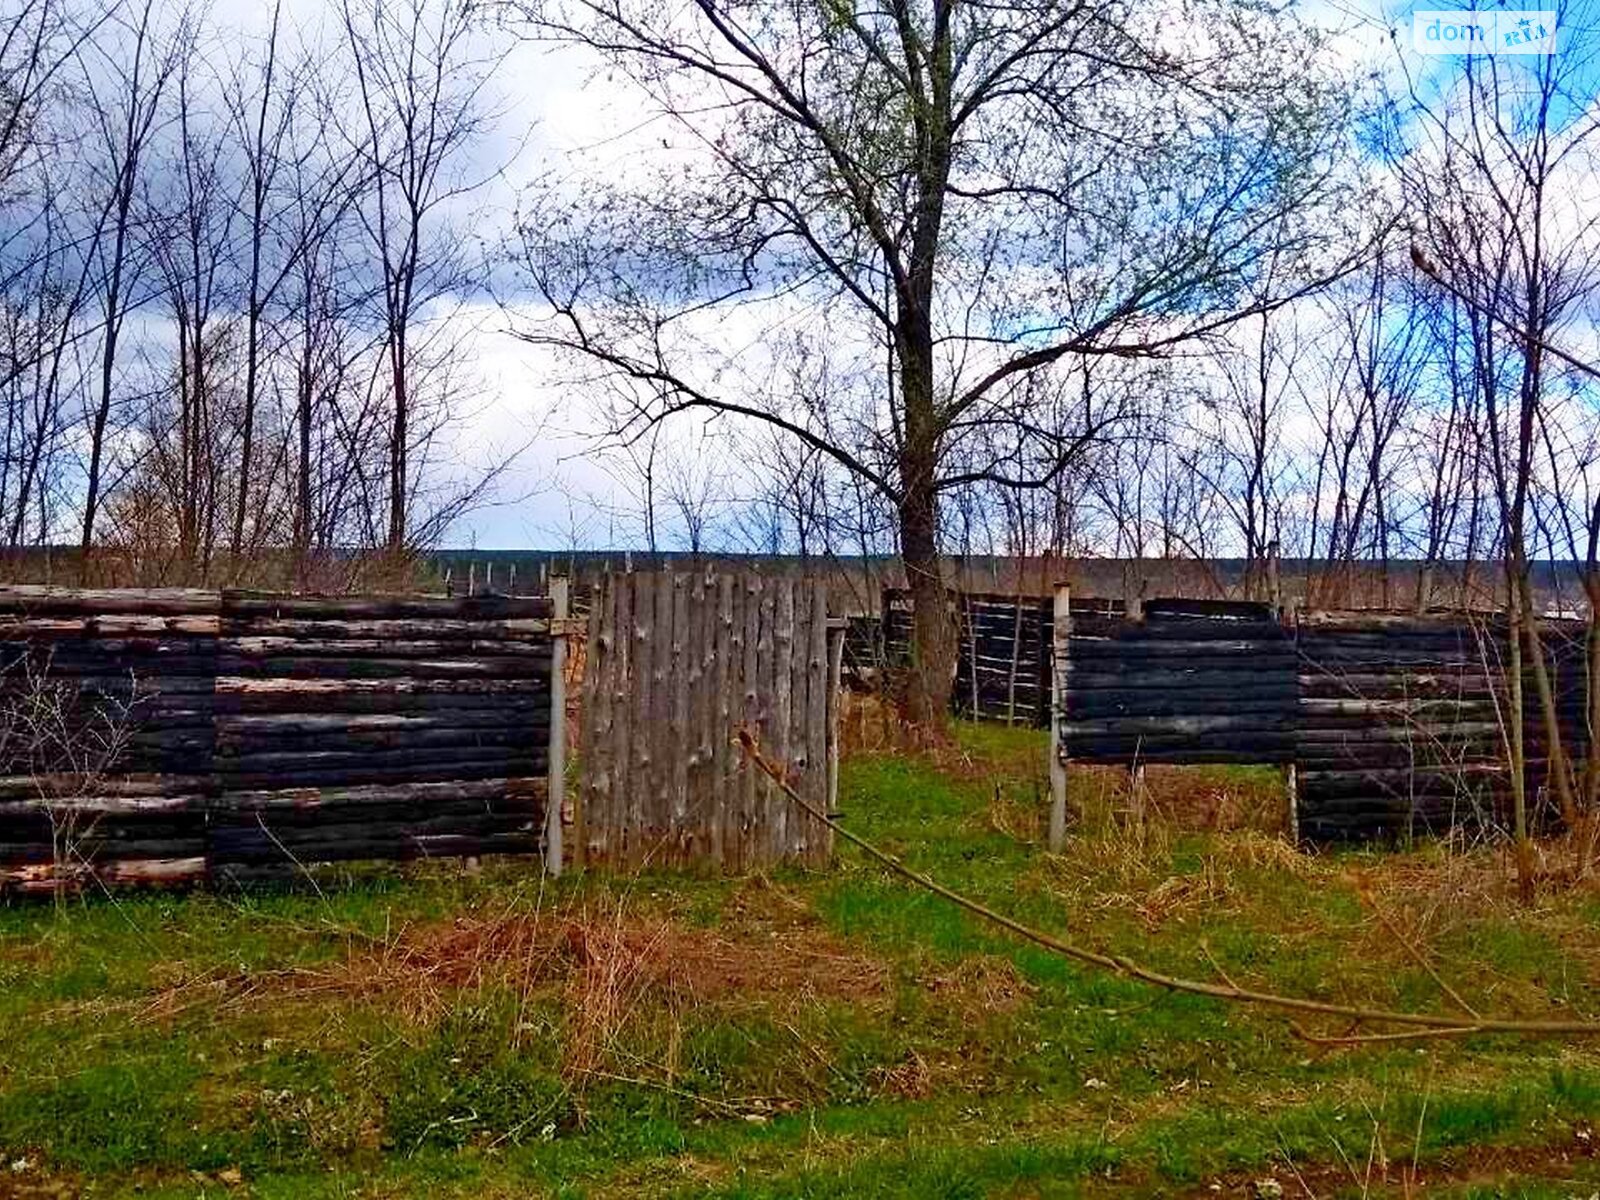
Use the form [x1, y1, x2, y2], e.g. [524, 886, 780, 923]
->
[5, 722, 1600, 1196]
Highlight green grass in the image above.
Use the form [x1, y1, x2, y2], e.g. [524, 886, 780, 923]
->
[3, 722, 1600, 1196]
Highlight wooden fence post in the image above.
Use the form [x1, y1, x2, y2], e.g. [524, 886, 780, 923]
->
[827, 616, 845, 829]
[1285, 762, 1299, 844]
[1048, 582, 1071, 852]
[1267, 539, 1282, 612]
[546, 577, 569, 876]
[1124, 589, 1145, 826]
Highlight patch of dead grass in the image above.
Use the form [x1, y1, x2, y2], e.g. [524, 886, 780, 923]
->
[918, 953, 1036, 1016]
[114, 895, 889, 1037]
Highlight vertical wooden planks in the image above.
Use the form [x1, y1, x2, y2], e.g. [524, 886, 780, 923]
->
[650, 572, 673, 864]
[574, 581, 605, 869]
[669, 573, 691, 867]
[570, 569, 841, 874]
[687, 571, 710, 867]
[753, 577, 777, 867]
[632, 572, 657, 866]
[711, 573, 734, 870]
[771, 578, 794, 864]
[610, 571, 635, 866]
[804, 578, 829, 864]
[739, 574, 764, 872]
[725, 574, 748, 872]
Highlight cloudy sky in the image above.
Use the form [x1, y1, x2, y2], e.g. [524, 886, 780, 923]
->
[427, 0, 1536, 549]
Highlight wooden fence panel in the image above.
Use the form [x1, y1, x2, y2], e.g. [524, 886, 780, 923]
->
[1062, 599, 1296, 765]
[210, 591, 552, 874]
[881, 589, 1593, 842]
[577, 571, 836, 870]
[1294, 612, 1512, 840]
[881, 588, 1123, 726]
[0, 587, 219, 890]
[0, 586, 556, 892]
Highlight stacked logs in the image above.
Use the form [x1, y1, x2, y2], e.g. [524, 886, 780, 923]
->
[1061, 599, 1296, 764]
[0, 587, 554, 891]
[1294, 611, 1515, 839]
[210, 592, 552, 874]
[877, 589, 1596, 841]
[0, 587, 220, 890]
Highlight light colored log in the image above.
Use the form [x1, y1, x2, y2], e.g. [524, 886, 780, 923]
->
[712, 574, 735, 870]
[546, 577, 569, 876]
[0, 856, 209, 892]
[219, 618, 551, 639]
[669, 573, 691, 866]
[225, 778, 545, 810]
[771, 578, 794, 864]
[0, 586, 220, 615]
[216, 676, 548, 697]
[0, 615, 221, 636]
[737, 575, 762, 873]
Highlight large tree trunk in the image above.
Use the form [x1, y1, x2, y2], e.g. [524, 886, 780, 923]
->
[896, 332, 953, 733]
[899, 479, 952, 732]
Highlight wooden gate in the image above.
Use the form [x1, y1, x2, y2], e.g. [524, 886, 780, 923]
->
[576, 571, 840, 870]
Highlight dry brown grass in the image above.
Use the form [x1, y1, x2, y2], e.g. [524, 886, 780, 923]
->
[917, 953, 1036, 1017]
[120, 897, 889, 1034]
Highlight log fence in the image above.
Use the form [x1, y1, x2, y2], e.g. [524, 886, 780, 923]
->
[0, 586, 561, 891]
[5, 571, 1589, 892]
[881, 586, 1593, 841]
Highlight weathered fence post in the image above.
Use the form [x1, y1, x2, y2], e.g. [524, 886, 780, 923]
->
[827, 615, 845, 826]
[545, 577, 570, 876]
[1281, 599, 1296, 842]
[1048, 582, 1071, 852]
[1124, 587, 1145, 828]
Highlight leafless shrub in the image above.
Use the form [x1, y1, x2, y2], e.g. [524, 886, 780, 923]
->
[0, 650, 146, 900]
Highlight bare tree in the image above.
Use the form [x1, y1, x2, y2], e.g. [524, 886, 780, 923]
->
[1303, 244, 1427, 607]
[76, 0, 177, 576]
[515, 0, 1366, 729]
[1397, 12, 1600, 890]
[339, 0, 503, 553]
